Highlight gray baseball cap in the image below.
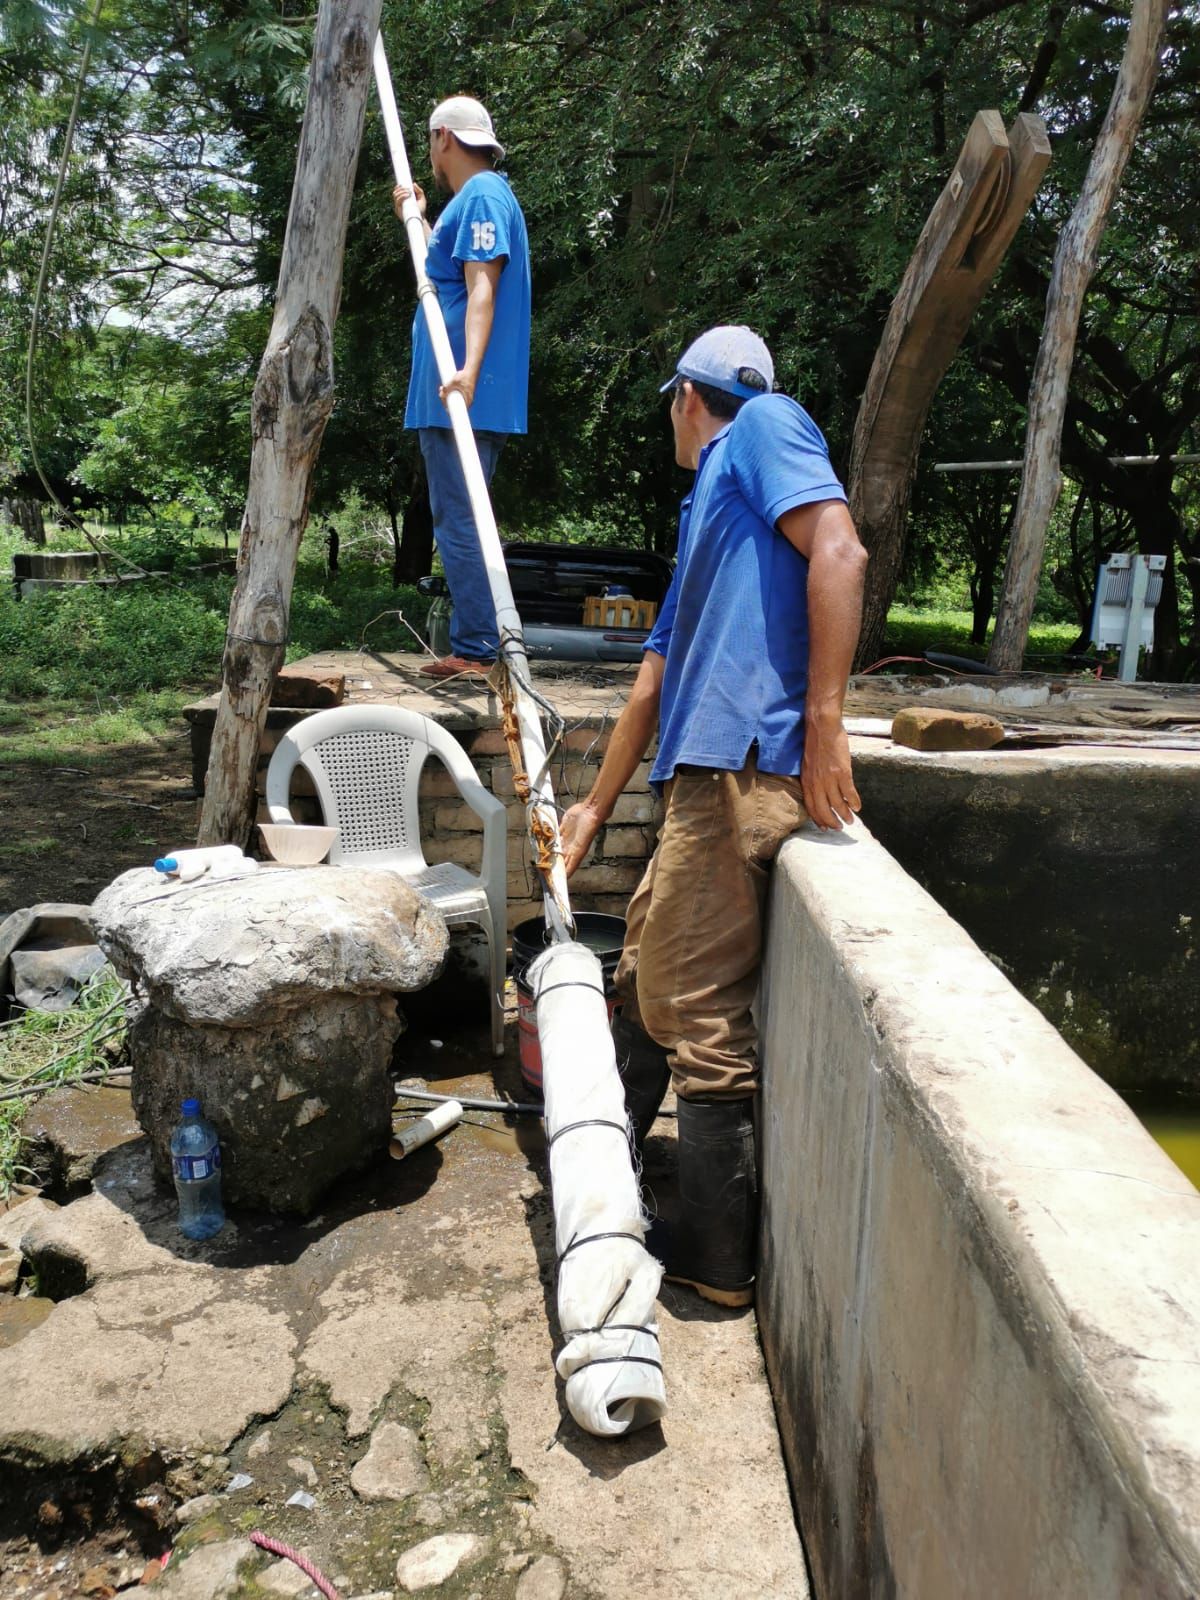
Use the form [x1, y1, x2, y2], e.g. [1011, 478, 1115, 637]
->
[429, 96, 505, 159]
[661, 326, 774, 400]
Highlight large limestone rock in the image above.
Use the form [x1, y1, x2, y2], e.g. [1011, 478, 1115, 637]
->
[93, 866, 447, 1213]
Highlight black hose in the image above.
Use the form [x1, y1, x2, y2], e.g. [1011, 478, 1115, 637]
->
[923, 650, 1000, 676]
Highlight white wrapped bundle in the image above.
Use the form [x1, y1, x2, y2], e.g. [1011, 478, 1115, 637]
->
[530, 941, 667, 1436]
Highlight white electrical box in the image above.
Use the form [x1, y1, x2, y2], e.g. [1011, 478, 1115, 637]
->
[1090, 552, 1166, 652]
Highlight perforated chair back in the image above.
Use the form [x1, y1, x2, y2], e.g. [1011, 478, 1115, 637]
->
[299, 725, 426, 871]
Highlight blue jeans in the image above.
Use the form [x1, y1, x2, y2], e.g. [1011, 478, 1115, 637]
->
[419, 427, 506, 660]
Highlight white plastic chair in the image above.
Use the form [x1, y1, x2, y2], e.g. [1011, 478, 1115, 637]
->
[265, 704, 508, 1055]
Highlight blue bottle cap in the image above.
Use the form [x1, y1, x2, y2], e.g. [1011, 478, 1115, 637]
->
[154, 858, 178, 873]
[181, 1097, 201, 1116]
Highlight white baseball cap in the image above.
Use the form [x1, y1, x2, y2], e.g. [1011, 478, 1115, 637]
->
[429, 96, 505, 159]
[661, 326, 775, 400]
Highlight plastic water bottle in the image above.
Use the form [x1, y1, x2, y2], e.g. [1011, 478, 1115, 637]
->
[170, 1099, 225, 1240]
[154, 845, 255, 883]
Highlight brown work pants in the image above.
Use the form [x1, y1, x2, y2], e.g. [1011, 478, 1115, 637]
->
[614, 755, 807, 1100]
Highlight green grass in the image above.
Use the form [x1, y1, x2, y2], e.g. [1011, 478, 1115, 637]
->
[0, 518, 428, 718]
[0, 689, 190, 767]
[0, 969, 129, 1196]
[883, 606, 1081, 664]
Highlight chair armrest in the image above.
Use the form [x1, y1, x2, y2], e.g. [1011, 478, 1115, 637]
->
[456, 780, 506, 829]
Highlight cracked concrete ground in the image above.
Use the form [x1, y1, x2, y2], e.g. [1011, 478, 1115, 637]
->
[0, 1010, 807, 1600]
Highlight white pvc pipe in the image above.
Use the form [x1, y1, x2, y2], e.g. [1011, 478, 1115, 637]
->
[373, 35, 667, 1437]
[390, 1098, 464, 1158]
[372, 36, 572, 941]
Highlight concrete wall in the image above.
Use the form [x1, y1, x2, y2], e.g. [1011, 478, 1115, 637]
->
[758, 820, 1200, 1600]
[853, 740, 1200, 1093]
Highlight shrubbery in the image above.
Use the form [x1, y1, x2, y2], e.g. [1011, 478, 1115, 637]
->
[0, 521, 430, 703]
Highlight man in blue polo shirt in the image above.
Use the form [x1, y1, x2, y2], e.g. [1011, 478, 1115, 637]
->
[393, 95, 530, 678]
[560, 327, 867, 1306]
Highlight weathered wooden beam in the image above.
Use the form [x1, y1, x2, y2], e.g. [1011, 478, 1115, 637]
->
[849, 110, 1051, 669]
[197, 0, 383, 847]
[988, 0, 1169, 673]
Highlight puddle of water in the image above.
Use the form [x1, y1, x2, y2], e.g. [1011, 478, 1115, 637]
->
[1126, 1096, 1200, 1190]
[0, 1295, 54, 1349]
[393, 1069, 544, 1160]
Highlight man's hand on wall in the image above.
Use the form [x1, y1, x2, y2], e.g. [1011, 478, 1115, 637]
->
[801, 715, 861, 830]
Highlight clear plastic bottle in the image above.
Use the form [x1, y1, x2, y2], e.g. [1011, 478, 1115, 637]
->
[169, 1098, 225, 1240]
[154, 846, 256, 883]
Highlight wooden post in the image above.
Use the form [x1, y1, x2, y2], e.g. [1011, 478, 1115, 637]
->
[849, 111, 1051, 669]
[197, 0, 383, 846]
[987, 0, 1169, 673]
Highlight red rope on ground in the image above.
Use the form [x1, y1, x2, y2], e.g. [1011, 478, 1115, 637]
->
[249, 1531, 341, 1599]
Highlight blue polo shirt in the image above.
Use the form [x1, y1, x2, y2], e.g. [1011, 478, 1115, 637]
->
[645, 393, 846, 788]
[405, 171, 530, 435]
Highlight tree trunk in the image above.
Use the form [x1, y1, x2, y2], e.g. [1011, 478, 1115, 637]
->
[197, 0, 382, 845]
[395, 462, 434, 584]
[987, 0, 1169, 672]
[1, 498, 47, 545]
[386, 491, 402, 589]
[851, 112, 1051, 668]
[971, 550, 997, 645]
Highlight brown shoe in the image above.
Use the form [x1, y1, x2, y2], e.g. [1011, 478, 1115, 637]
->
[418, 655, 496, 680]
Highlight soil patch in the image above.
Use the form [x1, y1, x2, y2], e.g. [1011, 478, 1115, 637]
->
[0, 726, 201, 917]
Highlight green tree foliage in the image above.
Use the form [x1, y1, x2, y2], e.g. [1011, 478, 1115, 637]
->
[2, 1, 1197, 668]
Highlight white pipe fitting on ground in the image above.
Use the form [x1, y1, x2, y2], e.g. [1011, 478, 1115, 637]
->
[390, 1098, 464, 1159]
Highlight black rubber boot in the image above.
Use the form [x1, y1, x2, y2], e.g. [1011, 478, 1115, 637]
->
[611, 1009, 670, 1152]
[650, 1096, 758, 1307]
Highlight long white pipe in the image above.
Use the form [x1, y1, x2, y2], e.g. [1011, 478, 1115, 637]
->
[372, 36, 573, 941]
[373, 37, 667, 1437]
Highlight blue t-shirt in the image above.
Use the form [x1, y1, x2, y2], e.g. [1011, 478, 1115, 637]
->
[645, 393, 847, 788]
[405, 171, 530, 435]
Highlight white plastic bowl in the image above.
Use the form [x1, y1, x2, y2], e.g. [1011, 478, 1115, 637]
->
[257, 823, 338, 866]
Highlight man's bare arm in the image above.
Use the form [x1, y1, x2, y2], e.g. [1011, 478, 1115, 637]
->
[441, 258, 504, 407]
[560, 651, 666, 875]
[777, 499, 867, 830]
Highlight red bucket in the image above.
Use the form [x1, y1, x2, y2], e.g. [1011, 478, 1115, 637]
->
[511, 913, 625, 1096]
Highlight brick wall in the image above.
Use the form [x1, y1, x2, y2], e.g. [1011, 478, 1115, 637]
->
[415, 726, 659, 932]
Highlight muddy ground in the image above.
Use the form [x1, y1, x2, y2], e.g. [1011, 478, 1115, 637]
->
[1, 728, 202, 917]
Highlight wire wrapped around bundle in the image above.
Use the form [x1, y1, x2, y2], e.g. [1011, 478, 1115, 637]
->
[530, 940, 666, 1436]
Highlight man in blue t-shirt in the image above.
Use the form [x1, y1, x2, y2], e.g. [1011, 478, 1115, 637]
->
[560, 326, 867, 1307]
[392, 96, 531, 678]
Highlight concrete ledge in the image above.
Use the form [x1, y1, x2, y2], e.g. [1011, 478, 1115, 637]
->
[758, 820, 1200, 1599]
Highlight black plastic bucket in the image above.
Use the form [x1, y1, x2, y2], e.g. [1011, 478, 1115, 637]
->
[511, 912, 626, 1096]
